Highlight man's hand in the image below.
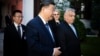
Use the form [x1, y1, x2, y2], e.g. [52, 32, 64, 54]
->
[53, 47, 61, 56]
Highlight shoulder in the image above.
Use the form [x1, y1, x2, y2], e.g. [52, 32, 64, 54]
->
[21, 24, 26, 30]
[4, 24, 15, 33]
[27, 16, 40, 26]
[5, 23, 14, 29]
[58, 21, 70, 32]
[59, 21, 66, 27]
[26, 16, 42, 32]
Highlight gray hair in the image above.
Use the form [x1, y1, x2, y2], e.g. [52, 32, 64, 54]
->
[54, 9, 60, 14]
[64, 8, 75, 14]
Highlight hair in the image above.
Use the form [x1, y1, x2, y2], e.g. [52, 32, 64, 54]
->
[12, 10, 22, 16]
[39, 0, 55, 12]
[64, 8, 75, 14]
[54, 9, 60, 14]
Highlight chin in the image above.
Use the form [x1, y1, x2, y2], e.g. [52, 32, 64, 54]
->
[49, 17, 53, 20]
[50, 18, 53, 20]
[18, 23, 21, 24]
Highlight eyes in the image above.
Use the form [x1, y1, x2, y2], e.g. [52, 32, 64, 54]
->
[14, 16, 23, 18]
[69, 15, 75, 17]
[53, 14, 60, 16]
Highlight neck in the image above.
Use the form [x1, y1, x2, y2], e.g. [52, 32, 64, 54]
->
[14, 22, 21, 26]
[39, 12, 48, 22]
[55, 19, 59, 22]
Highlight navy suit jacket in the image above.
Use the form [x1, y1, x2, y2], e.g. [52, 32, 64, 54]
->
[57, 21, 81, 56]
[26, 16, 55, 56]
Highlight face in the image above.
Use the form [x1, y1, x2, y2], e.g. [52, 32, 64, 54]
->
[13, 12, 23, 25]
[64, 11, 75, 24]
[53, 11, 60, 20]
[43, 4, 55, 21]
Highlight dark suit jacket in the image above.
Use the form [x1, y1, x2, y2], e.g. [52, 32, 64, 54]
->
[26, 16, 55, 56]
[49, 19, 61, 47]
[4, 23, 27, 56]
[57, 21, 81, 56]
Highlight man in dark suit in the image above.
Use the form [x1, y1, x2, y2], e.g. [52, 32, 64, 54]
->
[4, 10, 27, 56]
[57, 8, 81, 56]
[26, 0, 61, 56]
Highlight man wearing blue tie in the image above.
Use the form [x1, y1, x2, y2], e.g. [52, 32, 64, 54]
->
[57, 8, 81, 56]
[26, 0, 61, 56]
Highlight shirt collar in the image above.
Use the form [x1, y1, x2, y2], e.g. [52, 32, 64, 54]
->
[69, 24, 72, 26]
[14, 22, 21, 27]
[38, 14, 47, 24]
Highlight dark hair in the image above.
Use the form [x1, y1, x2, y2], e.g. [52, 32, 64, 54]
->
[12, 10, 22, 16]
[39, 0, 55, 11]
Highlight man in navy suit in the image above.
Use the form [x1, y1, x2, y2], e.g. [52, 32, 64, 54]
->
[57, 8, 81, 56]
[26, 0, 61, 56]
[4, 10, 27, 56]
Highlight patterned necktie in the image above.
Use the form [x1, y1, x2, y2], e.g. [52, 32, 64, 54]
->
[45, 23, 55, 42]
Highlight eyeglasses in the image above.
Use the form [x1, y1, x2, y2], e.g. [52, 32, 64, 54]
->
[53, 14, 60, 16]
[14, 16, 23, 18]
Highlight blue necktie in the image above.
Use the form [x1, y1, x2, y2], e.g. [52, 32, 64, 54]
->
[18, 26, 21, 37]
[45, 23, 55, 42]
[70, 25, 77, 37]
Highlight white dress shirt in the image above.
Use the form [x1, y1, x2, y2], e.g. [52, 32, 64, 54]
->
[69, 24, 77, 37]
[14, 22, 23, 38]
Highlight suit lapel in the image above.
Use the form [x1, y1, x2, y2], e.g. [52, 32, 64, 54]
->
[36, 16, 55, 43]
[73, 24, 79, 37]
[21, 25, 25, 40]
[63, 21, 78, 38]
